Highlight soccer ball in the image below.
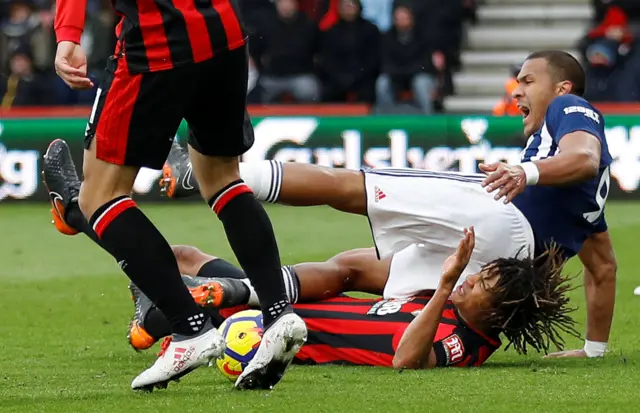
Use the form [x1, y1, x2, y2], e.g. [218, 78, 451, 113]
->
[216, 309, 264, 381]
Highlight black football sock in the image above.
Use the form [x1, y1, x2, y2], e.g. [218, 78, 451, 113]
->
[90, 195, 207, 336]
[143, 307, 172, 339]
[143, 306, 224, 340]
[196, 258, 248, 280]
[66, 201, 102, 246]
[209, 180, 291, 327]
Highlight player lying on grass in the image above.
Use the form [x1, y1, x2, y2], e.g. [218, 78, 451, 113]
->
[160, 50, 617, 360]
[44, 52, 614, 362]
[41, 138, 579, 367]
[127, 228, 579, 368]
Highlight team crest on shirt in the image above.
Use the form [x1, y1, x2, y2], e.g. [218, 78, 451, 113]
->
[442, 334, 465, 365]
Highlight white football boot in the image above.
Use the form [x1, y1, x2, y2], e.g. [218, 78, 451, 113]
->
[131, 321, 225, 391]
[235, 312, 307, 390]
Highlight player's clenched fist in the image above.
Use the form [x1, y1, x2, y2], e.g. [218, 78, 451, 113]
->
[440, 227, 475, 290]
[479, 162, 527, 204]
[55, 41, 94, 90]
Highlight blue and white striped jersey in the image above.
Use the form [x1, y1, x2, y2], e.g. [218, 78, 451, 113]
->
[512, 94, 613, 258]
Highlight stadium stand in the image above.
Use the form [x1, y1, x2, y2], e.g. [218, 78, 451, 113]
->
[1, 0, 638, 113]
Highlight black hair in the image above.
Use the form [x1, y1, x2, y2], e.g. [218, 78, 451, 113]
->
[482, 246, 580, 355]
[525, 50, 586, 97]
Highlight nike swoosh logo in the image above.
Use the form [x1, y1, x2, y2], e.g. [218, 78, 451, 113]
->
[181, 163, 194, 191]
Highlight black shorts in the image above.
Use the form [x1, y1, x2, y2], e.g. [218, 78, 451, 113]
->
[85, 45, 254, 169]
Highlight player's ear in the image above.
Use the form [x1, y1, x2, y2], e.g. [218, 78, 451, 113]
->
[556, 80, 573, 96]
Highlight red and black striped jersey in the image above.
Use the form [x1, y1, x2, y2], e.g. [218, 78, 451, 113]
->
[291, 296, 502, 368]
[54, 0, 247, 73]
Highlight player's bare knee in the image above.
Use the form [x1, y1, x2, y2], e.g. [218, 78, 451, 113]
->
[172, 245, 210, 275]
[331, 170, 366, 214]
[590, 262, 617, 286]
[328, 251, 362, 289]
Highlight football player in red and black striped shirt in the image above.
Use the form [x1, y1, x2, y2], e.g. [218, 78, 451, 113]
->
[129, 228, 578, 369]
[49, 0, 305, 392]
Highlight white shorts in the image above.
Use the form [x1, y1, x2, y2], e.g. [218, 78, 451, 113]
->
[362, 168, 535, 299]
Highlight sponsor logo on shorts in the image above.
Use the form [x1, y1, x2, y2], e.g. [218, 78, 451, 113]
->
[374, 185, 386, 202]
[443, 334, 464, 365]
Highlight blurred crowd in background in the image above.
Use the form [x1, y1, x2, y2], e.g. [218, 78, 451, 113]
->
[1, 0, 639, 114]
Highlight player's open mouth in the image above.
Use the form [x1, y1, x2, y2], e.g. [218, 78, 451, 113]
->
[519, 105, 531, 120]
[456, 284, 464, 296]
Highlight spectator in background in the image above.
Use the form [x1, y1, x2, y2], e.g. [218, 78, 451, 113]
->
[0, 0, 54, 73]
[394, 0, 464, 71]
[360, 0, 393, 32]
[318, 0, 379, 103]
[0, 44, 54, 108]
[255, 0, 321, 103]
[580, 6, 640, 102]
[592, 0, 640, 32]
[492, 63, 522, 117]
[376, 5, 436, 114]
[298, 0, 340, 31]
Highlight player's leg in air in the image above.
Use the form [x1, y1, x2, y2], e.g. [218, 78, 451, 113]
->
[45, 48, 306, 391]
[43, 71, 228, 390]
[161, 142, 536, 296]
[128, 244, 390, 351]
[130, 232, 580, 371]
[178, 48, 306, 390]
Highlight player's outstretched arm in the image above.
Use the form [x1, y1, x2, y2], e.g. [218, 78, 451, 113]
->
[547, 231, 616, 358]
[393, 228, 475, 369]
[481, 95, 605, 203]
[521, 132, 601, 185]
[480, 132, 601, 203]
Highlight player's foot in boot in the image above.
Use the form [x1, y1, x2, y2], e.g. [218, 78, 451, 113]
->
[183, 275, 251, 309]
[127, 282, 160, 351]
[235, 311, 307, 390]
[42, 139, 81, 235]
[130, 320, 226, 391]
[160, 141, 199, 199]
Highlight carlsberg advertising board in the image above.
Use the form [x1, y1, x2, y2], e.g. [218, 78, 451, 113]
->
[1, 115, 639, 202]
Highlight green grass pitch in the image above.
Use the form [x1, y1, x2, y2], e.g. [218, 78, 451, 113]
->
[1, 202, 639, 412]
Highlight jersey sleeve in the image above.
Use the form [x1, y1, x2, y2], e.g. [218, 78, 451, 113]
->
[433, 327, 497, 367]
[54, 0, 88, 44]
[545, 95, 603, 145]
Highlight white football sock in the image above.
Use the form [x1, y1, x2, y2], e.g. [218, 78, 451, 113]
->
[239, 160, 283, 203]
[239, 265, 299, 306]
[240, 279, 260, 306]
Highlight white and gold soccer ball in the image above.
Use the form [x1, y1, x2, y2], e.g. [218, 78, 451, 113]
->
[216, 309, 264, 381]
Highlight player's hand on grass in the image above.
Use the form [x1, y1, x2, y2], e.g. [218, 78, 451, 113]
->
[479, 162, 526, 204]
[544, 349, 589, 358]
[55, 41, 94, 90]
[440, 227, 475, 290]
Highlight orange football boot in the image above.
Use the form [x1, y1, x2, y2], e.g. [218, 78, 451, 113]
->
[159, 141, 199, 199]
[42, 139, 81, 235]
[127, 283, 160, 351]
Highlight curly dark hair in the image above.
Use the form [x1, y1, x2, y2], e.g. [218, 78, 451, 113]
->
[481, 246, 581, 355]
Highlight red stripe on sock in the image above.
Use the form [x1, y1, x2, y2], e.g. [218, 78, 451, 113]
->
[93, 198, 137, 238]
[211, 183, 252, 215]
